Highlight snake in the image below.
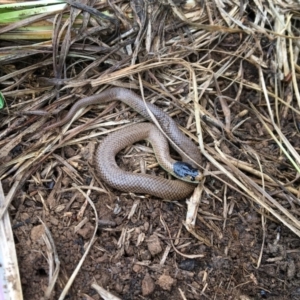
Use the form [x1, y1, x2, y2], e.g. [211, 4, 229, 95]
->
[46, 88, 202, 200]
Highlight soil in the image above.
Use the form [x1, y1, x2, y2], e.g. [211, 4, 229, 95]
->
[2, 28, 300, 300]
[9, 173, 300, 300]
[7, 100, 300, 300]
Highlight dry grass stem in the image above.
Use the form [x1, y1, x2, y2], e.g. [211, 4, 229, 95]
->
[0, 181, 23, 300]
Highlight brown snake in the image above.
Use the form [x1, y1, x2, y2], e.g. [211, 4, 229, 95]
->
[46, 88, 202, 200]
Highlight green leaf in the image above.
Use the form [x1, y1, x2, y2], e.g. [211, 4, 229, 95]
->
[0, 92, 4, 109]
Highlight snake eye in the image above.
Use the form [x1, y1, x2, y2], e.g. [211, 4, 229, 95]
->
[173, 162, 200, 181]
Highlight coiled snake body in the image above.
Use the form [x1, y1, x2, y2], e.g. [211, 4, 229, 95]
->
[47, 88, 202, 200]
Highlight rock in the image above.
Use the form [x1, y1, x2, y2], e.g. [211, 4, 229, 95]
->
[147, 234, 162, 256]
[142, 273, 155, 296]
[77, 222, 94, 239]
[49, 216, 59, 226]
[156, 274, 176, 291]
[132, 264, 143, 273]
[31, 225, 44, 242]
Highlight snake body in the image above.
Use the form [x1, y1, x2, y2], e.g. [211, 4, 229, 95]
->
[47, 88, 202, 200]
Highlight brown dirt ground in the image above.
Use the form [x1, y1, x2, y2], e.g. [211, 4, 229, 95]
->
[2, 37, 300, 300]
[6, 155, 300, 300]
[6, 108, 300, 300]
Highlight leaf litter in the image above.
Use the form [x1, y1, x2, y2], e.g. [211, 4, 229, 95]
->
[0, 0, 300, 299]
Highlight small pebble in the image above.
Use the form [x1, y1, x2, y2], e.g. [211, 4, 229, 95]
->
[142, 273, 155, 296]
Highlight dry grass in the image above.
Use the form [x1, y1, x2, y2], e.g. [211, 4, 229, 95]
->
[0, 0, 300, 299]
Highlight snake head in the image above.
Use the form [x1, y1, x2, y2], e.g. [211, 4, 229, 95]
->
[173, 162, 201, 182]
